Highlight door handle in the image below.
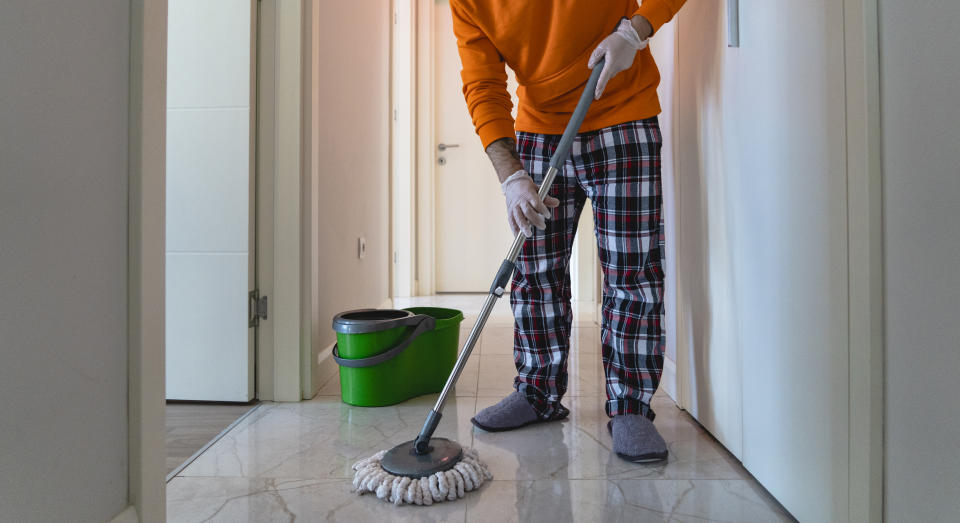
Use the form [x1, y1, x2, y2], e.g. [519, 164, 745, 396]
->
[438, 143, 459, 151]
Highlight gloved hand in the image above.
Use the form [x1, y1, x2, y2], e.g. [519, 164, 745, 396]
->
[501, 170, 561, 237]
[588, 18, 649, 100]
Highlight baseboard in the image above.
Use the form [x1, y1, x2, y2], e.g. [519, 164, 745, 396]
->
[109, 506, 138, 523]
[660, 356, 678, 403]
[379, 297, 393, 309]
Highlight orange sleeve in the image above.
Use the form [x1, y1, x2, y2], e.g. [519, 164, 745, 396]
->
[634, 0, 687, 34]
[449, 1, 515, 149]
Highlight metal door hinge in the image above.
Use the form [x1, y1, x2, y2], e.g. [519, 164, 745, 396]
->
[249, 290, 268, 327]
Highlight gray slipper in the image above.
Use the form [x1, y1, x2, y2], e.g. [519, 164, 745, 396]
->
[471, 391, 568, 432]
[608, 414, 668, 463]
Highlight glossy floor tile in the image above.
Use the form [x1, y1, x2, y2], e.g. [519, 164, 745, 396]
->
[165, 402, 257, 475]
[168, 295, 794, 522]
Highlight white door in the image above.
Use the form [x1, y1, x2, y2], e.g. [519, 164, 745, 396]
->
[674, 0, 850, 520]
[733, 2, 849, 518]
[433, 0, 517, 292]
[165, 0, 256, 402]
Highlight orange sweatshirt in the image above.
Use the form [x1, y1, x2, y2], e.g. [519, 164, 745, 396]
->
[450, 0, 686, 148]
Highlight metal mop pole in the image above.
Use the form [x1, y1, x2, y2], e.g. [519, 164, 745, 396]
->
[413, 59, 605, 454]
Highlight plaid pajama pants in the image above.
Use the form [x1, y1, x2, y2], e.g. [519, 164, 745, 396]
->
[511, 118, 665, 421]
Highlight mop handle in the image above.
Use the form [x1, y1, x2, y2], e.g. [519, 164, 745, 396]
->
[413, 59, 605, 454]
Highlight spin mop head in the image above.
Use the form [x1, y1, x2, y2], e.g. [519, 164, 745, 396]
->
[351, 439, 492, 505]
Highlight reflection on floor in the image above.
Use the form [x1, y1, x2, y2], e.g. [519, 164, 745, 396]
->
[165, 403, 258, 476]
[167, 295, 794, 522]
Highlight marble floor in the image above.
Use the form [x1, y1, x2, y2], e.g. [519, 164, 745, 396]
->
[166, 402, 258, 476]
[167, 295, 794, 522]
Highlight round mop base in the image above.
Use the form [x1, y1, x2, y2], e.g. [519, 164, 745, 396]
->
[351, 444, 493, 505]
[380, 437, 463, 478]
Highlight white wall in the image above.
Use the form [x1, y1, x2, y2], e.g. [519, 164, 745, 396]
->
[0, 2, 131, 522]
[674, 1, 850, 520]
[879, 1, 960, 520]
[308, 0, 392, 395]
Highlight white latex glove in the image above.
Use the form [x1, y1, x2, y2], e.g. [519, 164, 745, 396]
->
[501, 170, 561, 237]
[587, 18, 649, 100]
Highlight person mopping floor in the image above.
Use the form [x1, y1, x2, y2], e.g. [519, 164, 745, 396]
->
[350, 2, 687, 507]
[453, 0, 686, 463]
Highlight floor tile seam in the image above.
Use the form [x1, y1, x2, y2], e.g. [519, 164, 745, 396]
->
[478, 477, 763, 483]
[168, 475, 775, 488]
[171, 474, 354, 482]
[167, 404, 264, 482]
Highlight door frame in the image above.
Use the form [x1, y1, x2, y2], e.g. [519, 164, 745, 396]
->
[128, 1, 168, 519]
[128, 0, 310, 519]
[390, 0, 417, 299]
[842, 0, 884, 520]
[256, 0, 309, 403]
[414, 0, 437, 296]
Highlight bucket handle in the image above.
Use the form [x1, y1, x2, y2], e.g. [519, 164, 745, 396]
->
[331, 314, 436, 368]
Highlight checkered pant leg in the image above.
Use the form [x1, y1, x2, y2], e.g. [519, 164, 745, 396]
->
[509, 131, 588, 419]
[511, 118, 665, 420]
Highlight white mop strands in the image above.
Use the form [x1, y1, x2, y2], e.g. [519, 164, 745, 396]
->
[351, 447, 493, 505]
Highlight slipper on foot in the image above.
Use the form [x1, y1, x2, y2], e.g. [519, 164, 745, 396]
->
[608, 414, 668, 463]
[471, 391, 568, 432]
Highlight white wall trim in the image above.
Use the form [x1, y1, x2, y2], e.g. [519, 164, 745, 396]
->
[257, 0, 304, 402]
[300, 0, 318, 400]
[391, 0, 417, 299]
[843, 0, 884, 520]
[127, 1, 167, 521]
[255, 0, 278, 401]
[273, 0, 303, 402]
[415, 0, 437, 296]
[255, 0, 275, 401]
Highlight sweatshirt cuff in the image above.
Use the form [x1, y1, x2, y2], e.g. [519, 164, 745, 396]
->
[634, 2, 674, 34]
[477, 118, 516, 150]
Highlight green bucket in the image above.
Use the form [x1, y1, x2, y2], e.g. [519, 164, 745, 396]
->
[331, 307, 463, 407]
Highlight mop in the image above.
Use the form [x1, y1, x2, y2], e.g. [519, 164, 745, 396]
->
[351, 59, 605, 506]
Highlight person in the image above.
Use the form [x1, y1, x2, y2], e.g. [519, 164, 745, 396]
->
[452, 0, 686, 462]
